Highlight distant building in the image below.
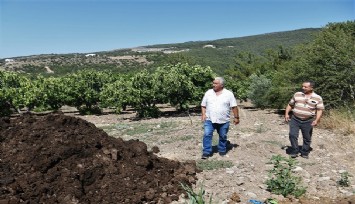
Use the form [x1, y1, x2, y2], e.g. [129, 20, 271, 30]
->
[131, 47, 166, 53]
[203, 45, 216, 48]
[5, 59, 14, 62]
[85, 54, 96, 57]
[45, 66, 54, 74]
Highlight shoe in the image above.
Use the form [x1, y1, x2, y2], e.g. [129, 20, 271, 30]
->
[290, 154, 298, 158]
[201, 154, 210, 159]
[219, 152, 226, 157]
[301, 154, 309, 159]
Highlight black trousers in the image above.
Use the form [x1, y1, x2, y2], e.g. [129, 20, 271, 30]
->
[289, 116, 313, 156]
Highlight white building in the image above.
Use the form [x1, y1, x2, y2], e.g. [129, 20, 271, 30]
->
[5, 59, 14, 62]
[203, 45, 216, 48]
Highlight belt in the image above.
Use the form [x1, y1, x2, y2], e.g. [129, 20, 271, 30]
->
[293, 115, 313, 121]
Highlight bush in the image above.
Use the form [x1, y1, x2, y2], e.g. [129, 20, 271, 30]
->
[247, 74, 272, 108]
[265, 155, 306, 198]
[320, 107, 355, 135]
[136, 106, 161, 118]
[337, 171, 352, 187]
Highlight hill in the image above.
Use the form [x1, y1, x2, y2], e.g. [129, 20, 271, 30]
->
[0, 28, 321, 76]
[147, 28, 319, 51]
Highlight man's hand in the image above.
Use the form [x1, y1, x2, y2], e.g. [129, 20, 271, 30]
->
[201, 106, 207, 122]
[201, 114, 206, 122]
[284, 104, 292, 123]
[312, 110, 323, 126]
[312, 120, 318, 126]
[233, 118, 240, 125]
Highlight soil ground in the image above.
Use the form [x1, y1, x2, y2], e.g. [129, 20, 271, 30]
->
[1, 103, 355, 203]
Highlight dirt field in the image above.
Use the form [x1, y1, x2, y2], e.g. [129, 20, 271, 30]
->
[1, 104, 355, 203]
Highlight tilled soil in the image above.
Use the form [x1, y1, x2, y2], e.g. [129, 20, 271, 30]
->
[0, 113, 199, 204]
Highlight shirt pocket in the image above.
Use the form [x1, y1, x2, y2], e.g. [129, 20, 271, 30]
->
[306, 100, 318, 110]
[221, 98, 231, 107]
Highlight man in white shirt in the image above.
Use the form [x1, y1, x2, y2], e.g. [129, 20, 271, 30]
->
[201, 77, 240, 159]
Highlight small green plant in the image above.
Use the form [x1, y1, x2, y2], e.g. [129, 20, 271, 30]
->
[265, 198, 278, 204]
[197, 160, 234, 171]
[180, 182, 212, 204]
[265, 154, 306, 198]
[255, 123, 266, 133]
[337, 171, 352, 187]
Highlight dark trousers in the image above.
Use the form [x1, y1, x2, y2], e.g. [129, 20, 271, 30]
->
[289, 116, 313, 156]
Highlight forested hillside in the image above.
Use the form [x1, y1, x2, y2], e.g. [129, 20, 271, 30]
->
[0, 28, 320, 76]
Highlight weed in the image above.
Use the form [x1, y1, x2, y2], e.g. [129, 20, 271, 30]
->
[255, 122, 266, 133]
[180, 182, 212, 204]
[299, 161, 317, 167]
[265, 198, 278, 204]
[100, 124, 127, 132]
[320, 108, 355, 135]
[180, 135, 194, 141]
[197, 160, 234, 171]
[160, 135, 194, 144]
[337, 171, 352, 187]
[261, 140, 283, 147]
[125, 123, 156, 136]
[102, 121, 179, 137]
[159, 121, 176, 129]
[265, 154, 306, 198]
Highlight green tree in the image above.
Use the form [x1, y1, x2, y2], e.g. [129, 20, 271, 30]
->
[182, 64, 215, 105]
[33, 76, 67, 111]
[63, 69, 110, 114]
[225, 52, 269, 101]
[225, 52, 260, 81]
[155, 64, 194, 111]
[100, 74, 134, 113]
[302, 21, 355, 108]
[130, 69, 162, 118]
[0, 71, 12, 115]
[154, 63, 214, 111]
[0, 71, 38, 112]
[247, 74, 272, 108]
[253, 22, 355, 109]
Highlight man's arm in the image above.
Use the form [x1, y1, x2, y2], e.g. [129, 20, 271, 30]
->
[285, 104, 292, 122]
[231, 106, 239, 125]
[201, 106, 207, 121]
[312, 109, 323, 126]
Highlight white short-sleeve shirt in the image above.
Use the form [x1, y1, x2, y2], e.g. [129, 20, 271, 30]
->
[201, 88, 238, 124]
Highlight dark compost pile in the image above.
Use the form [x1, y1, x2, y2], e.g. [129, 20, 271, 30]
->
[0, 113, 199, 203]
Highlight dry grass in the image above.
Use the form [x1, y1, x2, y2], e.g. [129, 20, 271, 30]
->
[320, 108, 355, 135]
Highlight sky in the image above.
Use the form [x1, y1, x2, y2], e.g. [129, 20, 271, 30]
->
[0, 0, 354, 59]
